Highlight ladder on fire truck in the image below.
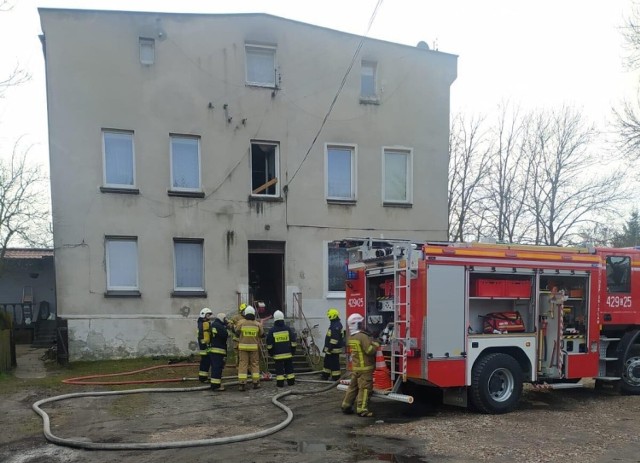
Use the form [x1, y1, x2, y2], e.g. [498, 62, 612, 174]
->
[390, 240, 414, 391]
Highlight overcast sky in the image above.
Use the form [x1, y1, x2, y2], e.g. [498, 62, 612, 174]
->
[0, 0, 637, 173]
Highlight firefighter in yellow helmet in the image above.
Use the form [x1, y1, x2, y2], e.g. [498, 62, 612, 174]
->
[227, 303, 247, 367]
[196, 308, 213, 383]
[321, 308, 345, 381]
[341, 313, 379, 417]
[234, 305, 264, 390]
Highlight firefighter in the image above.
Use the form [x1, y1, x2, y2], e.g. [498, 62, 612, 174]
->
[341, 313, 379, 417]
[209, 312, 229, 391]
[234, 305, 264, 391]
[321, 307, 345, 381]
[196, 307, 213, 383]
[227, 303, 247, 367]
[266, 310, 297, 387]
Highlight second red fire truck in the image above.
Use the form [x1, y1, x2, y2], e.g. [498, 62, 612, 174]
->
[344, 238, 640, 413]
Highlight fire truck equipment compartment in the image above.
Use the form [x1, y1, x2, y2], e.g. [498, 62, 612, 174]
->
[482, 311, 526, 333]
[505, 280, 531, 298]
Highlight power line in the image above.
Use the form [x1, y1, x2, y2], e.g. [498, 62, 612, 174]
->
[285, 0, 384, 189]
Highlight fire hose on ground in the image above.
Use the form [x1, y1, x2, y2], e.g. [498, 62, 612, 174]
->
[32, 369, 414, 450]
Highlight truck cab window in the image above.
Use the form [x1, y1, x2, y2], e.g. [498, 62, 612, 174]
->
[606, 256, 631, 293]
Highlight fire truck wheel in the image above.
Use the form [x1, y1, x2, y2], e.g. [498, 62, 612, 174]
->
[620, 344, 640, 394]
[470, 352, 523, 414]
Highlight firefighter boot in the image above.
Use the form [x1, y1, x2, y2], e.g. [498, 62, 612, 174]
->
[287, 378, 295, 386]
[341, 406, 354, 415]
[320, 372, 330, 381]
[277, 380, 284, 387]
[238, 383, 245, 392]
[253, 381, 261, 389]
[211, 384, 225, 392]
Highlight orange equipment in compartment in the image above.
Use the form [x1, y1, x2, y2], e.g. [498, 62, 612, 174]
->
[373, 347, 392, 391]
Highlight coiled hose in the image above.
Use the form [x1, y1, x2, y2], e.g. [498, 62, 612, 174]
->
[32, 371, 340, 450]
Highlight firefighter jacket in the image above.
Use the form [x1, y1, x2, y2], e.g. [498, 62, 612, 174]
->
[197, 317, 211, 350]
[208, 318, 229, 355]
[347, 331, 379, 372]
[228, 313, 244, 342]
[235, 318, 264, 351]
[266, 320, 297, 360]
[323, 319, 345, 354]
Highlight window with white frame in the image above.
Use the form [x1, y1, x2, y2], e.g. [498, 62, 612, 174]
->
[170, 135, 201, 191]
[174, 239, 204, 292]
[361, 60, 377, 99]
[327, 241, 348, 297]
[103, 130, 135, 188]
[245, 44, 276, 87]
[250, 141, 279, 196]
[326, 144, 356, 201]
[383, 148, 412, 204]
[106, 237, 138, 291]
[139, 37, 155, 65]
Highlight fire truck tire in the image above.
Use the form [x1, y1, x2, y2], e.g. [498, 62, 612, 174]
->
[470, 353, 523, 414]
[620, 344, 640, 394]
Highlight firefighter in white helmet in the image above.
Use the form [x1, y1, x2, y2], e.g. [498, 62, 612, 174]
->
[234, 305, 264, 391]
[321, 308, 345, 381]
[196, 308, 213, 383]
[341, 312, 379, 417]
[266, 310, 297, 387]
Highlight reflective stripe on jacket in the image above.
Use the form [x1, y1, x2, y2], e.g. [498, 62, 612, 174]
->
[324, 319, 345, 354]
[197, 318, 211, 351]
[208, 318, 229, 355]
[347, 331, 379, 372]
[266, 321, 297, 360]
[235, 318, 263, 351]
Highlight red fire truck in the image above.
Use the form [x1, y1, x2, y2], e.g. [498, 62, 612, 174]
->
[344, 238, 640, 413]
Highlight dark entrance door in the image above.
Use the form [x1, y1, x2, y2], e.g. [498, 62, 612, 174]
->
[248, 241, 285, 318]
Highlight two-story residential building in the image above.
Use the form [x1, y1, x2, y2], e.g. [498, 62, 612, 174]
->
[38, 9, 457, 360]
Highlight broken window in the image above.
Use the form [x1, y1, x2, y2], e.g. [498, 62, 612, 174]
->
[251, 141, 279, 196]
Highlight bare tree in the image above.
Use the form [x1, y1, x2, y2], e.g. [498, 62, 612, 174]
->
[0, 63, 30, 99]
[0, 140, 51, 259]
[448, 113, 492, 241]
[0, 3, 47, 261]
[484, 104, 534, 243]
[613, 1, 640, 161]
[525, 106, 627, 245]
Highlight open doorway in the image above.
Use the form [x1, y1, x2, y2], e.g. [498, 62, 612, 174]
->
[248, 241, 285, 318]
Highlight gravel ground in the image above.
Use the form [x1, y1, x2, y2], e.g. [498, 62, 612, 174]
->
[1, 378, 639, 463]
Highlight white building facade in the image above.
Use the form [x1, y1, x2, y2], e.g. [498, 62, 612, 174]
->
[39, 9, 457, 360]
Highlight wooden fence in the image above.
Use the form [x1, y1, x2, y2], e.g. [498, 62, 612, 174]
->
[0, 329, 11, 373]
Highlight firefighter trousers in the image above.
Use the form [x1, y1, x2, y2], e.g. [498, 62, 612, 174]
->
[209, 353, 226, 389]
[274, 358, 295, 386]
[238, 350, 260, 384]
[341, 370, 373, 414]
[198, 350, 211, 382]
[322, 353, 342, 380]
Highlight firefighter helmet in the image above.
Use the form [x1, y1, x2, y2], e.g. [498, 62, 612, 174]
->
[216, 312, 227, 323]
[273, 310, 284, 321]
[239, 303, 247, 313]
[244, 305, 256, 316]
[199, 307, 212, 318]
[327, 308, 340, 320]
[347, 313, 364, 334]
